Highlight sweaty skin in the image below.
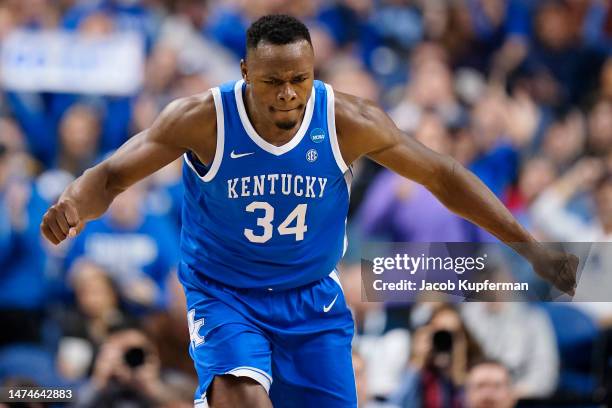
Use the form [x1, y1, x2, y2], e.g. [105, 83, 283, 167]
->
[40, 39, 577, 297]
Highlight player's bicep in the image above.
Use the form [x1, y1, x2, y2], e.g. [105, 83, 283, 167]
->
[103, 129, 185, 190]
[367, 131, 449, 189]
[103, 94, 213, 190]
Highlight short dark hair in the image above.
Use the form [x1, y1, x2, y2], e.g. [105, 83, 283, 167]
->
[246, 14, 311, 51]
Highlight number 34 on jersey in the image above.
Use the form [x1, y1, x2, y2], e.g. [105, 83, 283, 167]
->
[244, 202, 307, 243]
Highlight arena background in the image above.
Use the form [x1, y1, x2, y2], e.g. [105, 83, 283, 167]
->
[0, 0, 611, 407]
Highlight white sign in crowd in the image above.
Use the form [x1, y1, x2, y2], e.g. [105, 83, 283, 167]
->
[1, 30, 145, 96]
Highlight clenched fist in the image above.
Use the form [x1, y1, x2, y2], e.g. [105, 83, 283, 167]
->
[40, 198, 85, 245]
[531, 247, 579, 296]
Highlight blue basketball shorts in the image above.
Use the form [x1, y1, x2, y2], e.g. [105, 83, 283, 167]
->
[179, 263, 357, 408]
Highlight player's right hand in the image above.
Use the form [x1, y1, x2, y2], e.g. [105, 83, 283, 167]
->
[531, 247, 578, 296]
[40, 199, 84, 245]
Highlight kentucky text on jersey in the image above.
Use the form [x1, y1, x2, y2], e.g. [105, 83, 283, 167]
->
[227, 174, 328, 199]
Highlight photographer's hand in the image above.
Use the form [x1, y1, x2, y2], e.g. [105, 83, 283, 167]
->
[130, 356, 171, 404]
[91, 341, 131, 389]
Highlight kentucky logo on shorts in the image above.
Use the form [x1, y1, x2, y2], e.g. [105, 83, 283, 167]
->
[188, 309, 205, 348]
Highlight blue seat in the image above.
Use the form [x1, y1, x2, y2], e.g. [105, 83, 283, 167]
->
[0, 344, 64, 387]
[541, 304, 600, 395]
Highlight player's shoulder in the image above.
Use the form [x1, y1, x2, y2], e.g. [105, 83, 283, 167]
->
[152, 91, 217, 150]
[332, 89, 387, 131]
[163, 91, 217, 127]
[327, 87, 399, 164]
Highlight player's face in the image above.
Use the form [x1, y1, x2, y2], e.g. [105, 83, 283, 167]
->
[242, 40, 314, 131]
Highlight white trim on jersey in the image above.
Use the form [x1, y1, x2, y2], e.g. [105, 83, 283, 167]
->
[324, 84, 349, 175]
[183, 87, 225, 182]
[329, 269, 345, 293]
[234, 79, 315, 156]
[325, 83, 351, 257]
[193, 366, 272, 407]
[226, 366, 273, 392]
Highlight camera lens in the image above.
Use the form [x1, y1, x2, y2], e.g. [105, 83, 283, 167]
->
[124, 346, 146, 368]
[432, 330, 453, 353]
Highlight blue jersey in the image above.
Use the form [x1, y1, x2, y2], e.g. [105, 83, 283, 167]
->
[180, 79, 350, 291]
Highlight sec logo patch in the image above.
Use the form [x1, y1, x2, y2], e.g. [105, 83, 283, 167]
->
[306, 149, 318, 162]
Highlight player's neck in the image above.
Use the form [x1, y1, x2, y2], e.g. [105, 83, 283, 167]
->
[244, 87, 304, 147]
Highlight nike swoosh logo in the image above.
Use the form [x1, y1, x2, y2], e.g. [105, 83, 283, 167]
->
[323, 294, 339, 313]
[230, 150, 254, 159]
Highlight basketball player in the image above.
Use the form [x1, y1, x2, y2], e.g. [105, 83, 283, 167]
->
[41, 15, 577, 408]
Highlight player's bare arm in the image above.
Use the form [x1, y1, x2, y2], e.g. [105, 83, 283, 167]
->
[40, 92, 217, 245]
[334, 91, 577, 295]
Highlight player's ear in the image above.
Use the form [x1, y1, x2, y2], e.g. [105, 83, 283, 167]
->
[240, 59, 248, 84]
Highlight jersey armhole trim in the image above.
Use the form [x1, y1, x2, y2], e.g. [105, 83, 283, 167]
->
[324, 83, 349, 174]
[184, 87, 225, 182]
[203, 87, 225, 181]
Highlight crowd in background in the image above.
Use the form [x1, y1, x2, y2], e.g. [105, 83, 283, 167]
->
[0, 0, 611, 407]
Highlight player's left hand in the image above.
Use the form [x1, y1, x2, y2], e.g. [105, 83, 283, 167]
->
[530, 247, 578, 296]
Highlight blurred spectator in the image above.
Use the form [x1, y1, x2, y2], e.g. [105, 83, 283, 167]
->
[389, 304, 483, 408]
[62, 0, 160, 48]
[56, 259, 129, 382]
[541, 110, 586, 172]
[56, 104, 102, 177]
[143, 45, 180, 100]
[505, 156, 557, 229]
[586, 98, 612, 157]
[531, 158, 612, 322]
[323, 57, 380, 102]
[0, 137, 48, 346]
[467, 92, 518, 199]
[520, 1, 592, 107]
[464, 359, 517, 408]
[461, 303, 559, 398]
[357, 113, 470, 242]
[504, 90, 541, 152]
[391, 43, 462, 133]
[531, 157, 610, 241]
[65, 181, 180, 312]
[76, 325, 186, 407]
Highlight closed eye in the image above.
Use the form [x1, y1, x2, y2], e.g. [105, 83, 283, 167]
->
[263, 79, 282, 85]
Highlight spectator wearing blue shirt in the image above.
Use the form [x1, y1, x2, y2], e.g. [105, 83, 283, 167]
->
[0, 142, 49, 346]
[65, 181, 179, 313]
[468, 93, 519, 199]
